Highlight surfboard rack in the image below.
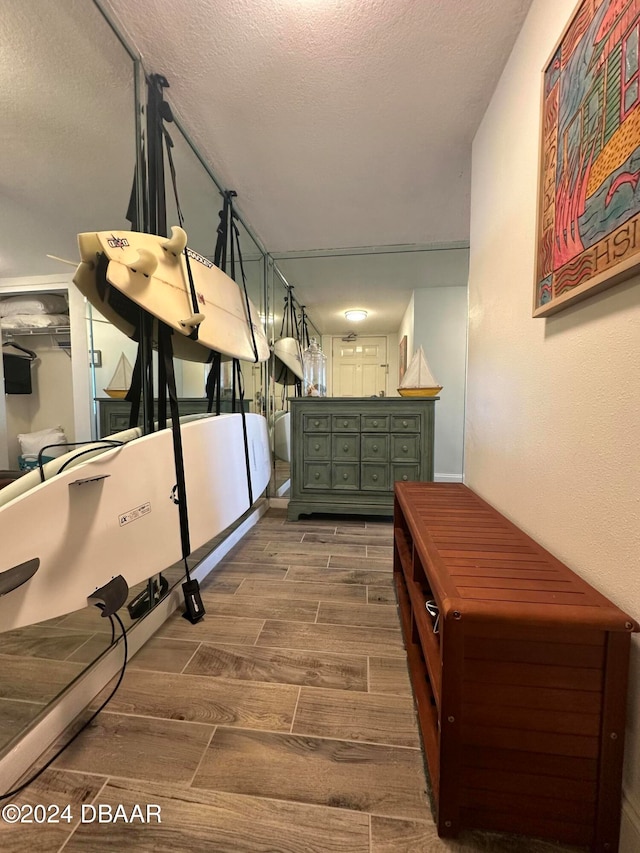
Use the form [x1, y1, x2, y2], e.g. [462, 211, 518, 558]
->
[0, 558, 40, 597]
[87, 575, 129, 618]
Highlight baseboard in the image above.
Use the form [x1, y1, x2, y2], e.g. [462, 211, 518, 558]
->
[434, 473, 464, 483]
[274, 478, 291, 498]
[620, 794, 640, 853]
[269, 496, 290, 508]
[0, 499, 268, 795]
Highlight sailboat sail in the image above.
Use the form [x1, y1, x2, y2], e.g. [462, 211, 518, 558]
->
[398, 346, 442, 397]
[104, 353, 133, 399]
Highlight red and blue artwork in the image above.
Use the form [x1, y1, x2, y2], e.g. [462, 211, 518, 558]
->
[535, 0, 640, 315]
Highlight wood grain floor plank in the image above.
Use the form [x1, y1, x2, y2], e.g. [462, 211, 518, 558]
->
[221, 551, 330, 568]
[193, 728, 429, 821]
[52, 711, 212, 783]
[0, 770, 105, 853]
[205, 564, 288, 581]
[200, 593, 319, 623]
[235, 579, 366, 603]
[0, 698, 45, 751]
[317, 602, 400, 630]
[0, 655, 84, 703]
[269, 541, 367, 556]
[93, 669, 298, 731]
[128, 637, 201, 673]
[369, 656, 413, 696]
[256, 620, 405, 657]
[286, 567, 394, 587]
[367, 546, 394, 558]
[66, 633, 114, 665]
[329, 556, 392, 571]
[303, 532, 392, 546]
[156, 612, 264, 645]
[184, 643, 368, 692]
[368, 587, 398, 605]
[293, 687, 420, 747]
[370, 815, 580, 852]
[0, 625, 94, 661]
[63, 778, 370, 853]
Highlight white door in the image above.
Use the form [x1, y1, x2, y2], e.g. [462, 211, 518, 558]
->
[332, 336, 388, 397]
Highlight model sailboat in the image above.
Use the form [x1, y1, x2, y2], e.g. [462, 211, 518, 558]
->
[398, 346, 442, 396]
[104, 352, 133, 399]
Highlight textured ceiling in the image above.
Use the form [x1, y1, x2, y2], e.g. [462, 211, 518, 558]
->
[102, 0, 534, 252]
[2, 0, 532, 337]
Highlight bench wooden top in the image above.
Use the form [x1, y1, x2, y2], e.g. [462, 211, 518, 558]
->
[395, 482, 639, 633]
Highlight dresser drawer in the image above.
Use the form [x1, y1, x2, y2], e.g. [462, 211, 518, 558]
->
[391, 435, 420, 462]
[361, 434, 389, 461]
[361, 463, 389, 491]
[303, 462, 332, 489]
[332, 463, 359, 490]
[391, 415, 421, 432]
[332, 435, 359, 461]
[304, 434, 331, 459]
[332, 414, 360, 432]
[392, 464, 421, 484]
[303, 414, 331, 433]
[362, 415, 389, 432]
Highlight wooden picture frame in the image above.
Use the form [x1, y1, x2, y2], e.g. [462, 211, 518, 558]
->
[399, 335, 407, 383]
[534, 0, 640, 317]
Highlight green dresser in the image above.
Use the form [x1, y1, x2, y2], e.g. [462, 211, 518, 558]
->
[96, 397, 249, 438]
[287, 396, 437, 520]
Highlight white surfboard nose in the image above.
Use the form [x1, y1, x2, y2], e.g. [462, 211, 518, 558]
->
[162, 225, 188, 256]
[77, 232, 102, 262]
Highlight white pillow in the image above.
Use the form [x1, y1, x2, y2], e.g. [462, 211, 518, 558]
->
[17, 426, 68, 459]
[0, 294, 68, 317]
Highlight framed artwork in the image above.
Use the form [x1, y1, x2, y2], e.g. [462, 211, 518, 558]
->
[399, 335, 407, 383]
[535, 0, 640, 317]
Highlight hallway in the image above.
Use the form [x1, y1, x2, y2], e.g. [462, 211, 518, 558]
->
[0, 508, 578, 851]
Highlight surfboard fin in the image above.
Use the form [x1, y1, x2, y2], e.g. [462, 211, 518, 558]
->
[162, 226, 188, 256]
[87, 575, 129, 618]
[179, 313, 205, 330]
[125, 249, 158, 277]
[0, 559, 40, 597]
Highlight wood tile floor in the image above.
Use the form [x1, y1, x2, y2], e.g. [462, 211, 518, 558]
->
[0, 508, 582, 852]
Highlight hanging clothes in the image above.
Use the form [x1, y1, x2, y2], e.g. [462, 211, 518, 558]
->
[2, 342, 37, 395]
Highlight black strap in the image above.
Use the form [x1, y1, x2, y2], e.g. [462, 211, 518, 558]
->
[158, 322, 191, 560]
[232, 358, 253, 506]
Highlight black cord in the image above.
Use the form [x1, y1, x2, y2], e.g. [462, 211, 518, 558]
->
[0, 608, 128, 802]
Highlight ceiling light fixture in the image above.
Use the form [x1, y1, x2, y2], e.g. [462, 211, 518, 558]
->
[344, 309, 367, 322]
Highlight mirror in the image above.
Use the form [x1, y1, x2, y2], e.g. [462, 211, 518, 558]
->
[0, 0, 138, 753]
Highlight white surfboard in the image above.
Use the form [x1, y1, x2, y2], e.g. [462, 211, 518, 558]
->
[273, 337, 304, 386]
[74, 227, 270, 364]
[0, 413, 270, 631]
[274, 411, 291, 463]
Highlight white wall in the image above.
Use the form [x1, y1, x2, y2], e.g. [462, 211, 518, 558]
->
[413, 287, 466, 481]
[467, 1, 640, 847]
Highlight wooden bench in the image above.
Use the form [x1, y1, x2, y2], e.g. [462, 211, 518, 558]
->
[393, 481, 638, 851]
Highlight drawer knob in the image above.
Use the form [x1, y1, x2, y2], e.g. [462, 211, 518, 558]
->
[402, 445, 408, 453]
[402, 475, 408, 481]
[373, 420, 378, 427]
[314, 473, 320, 480]
[314, 420, 320, 427]
[343, 444, 349, 452]
[372, 444, 378, 452]
[314, 443, 320, 451]
[402, 420, 408, 427]
[343, 420, 349, 427]
[372, 474, 378, 481]
[343, 473, 348, 480]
